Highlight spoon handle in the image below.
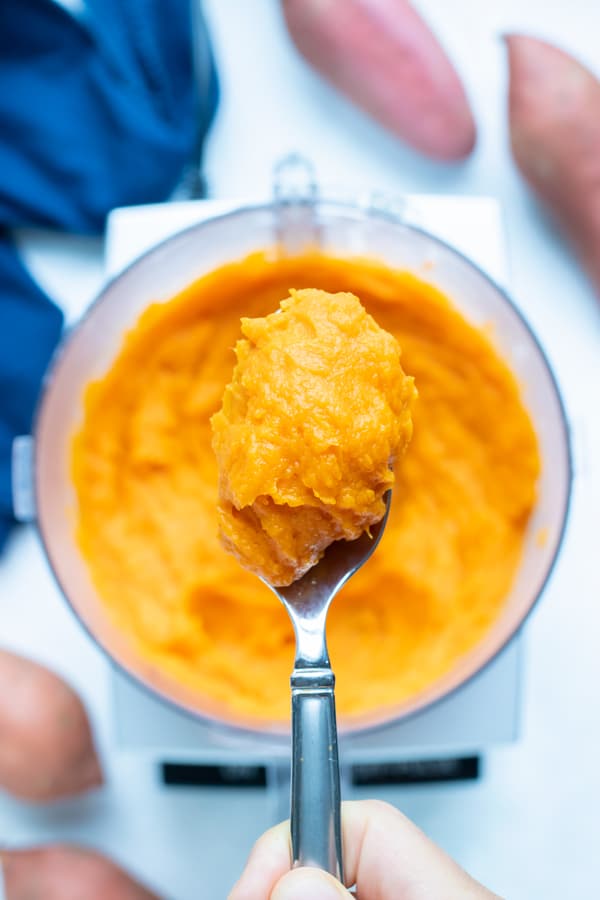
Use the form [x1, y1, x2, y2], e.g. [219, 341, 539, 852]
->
[290, 666, 344, 881]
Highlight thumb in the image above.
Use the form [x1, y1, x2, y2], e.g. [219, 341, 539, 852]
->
[271, 867, 350, 899]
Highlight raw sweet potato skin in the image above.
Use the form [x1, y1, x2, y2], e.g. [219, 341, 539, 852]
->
[281, 0, 476, 160]
[0, 649, 102, 802]
[1, 846, 161, 900]
[506, 34, 600, 295]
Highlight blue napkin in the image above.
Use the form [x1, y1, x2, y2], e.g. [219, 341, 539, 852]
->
[0, 0, 218, 549]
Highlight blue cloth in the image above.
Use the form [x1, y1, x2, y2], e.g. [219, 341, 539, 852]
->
[0, 0, 218, 548]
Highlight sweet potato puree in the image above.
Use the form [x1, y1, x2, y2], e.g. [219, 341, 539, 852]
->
[72, 251, 540, 723]
[211, 288, 416, 586]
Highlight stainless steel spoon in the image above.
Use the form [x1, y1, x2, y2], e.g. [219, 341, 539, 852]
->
[262, 492, 392, 882]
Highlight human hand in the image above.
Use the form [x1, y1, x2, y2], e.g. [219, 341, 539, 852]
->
[229, 799, 501, 899]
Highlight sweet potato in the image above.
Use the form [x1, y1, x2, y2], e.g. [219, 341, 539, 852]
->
[1, 845, 161, 900]
[0, 649, 102, 802]
[506, 34, 600, 295]
[281, 0, 476, 159]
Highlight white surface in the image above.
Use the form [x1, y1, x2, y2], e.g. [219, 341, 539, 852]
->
[1, 2, 600, 899]
[107, 195, 521, 761]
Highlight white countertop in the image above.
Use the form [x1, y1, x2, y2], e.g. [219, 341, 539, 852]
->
[2, 2, 600, 898]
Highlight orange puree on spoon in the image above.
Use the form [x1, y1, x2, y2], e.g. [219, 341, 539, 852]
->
[211, 288, 416, 586]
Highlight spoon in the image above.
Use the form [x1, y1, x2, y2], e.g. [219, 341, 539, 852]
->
[262, 491, 392, 882]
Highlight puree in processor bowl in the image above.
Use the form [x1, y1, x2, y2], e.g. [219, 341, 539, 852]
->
[71, 251, 540, 723]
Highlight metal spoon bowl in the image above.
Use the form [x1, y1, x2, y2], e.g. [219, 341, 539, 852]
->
[262, 491, 392, 882]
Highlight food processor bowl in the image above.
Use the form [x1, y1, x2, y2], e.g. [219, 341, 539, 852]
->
[31, 183, 571, 737]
